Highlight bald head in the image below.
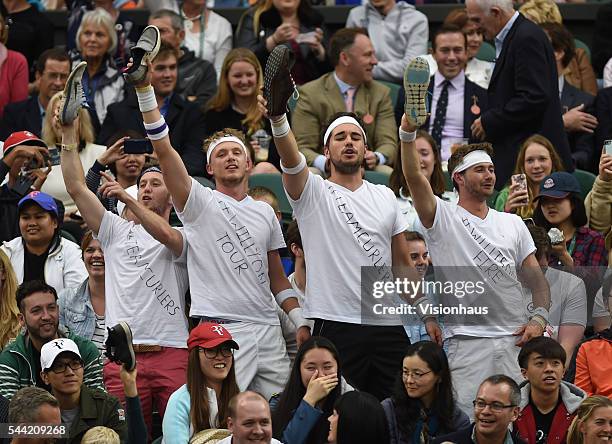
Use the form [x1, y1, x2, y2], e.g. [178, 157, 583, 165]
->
[227, 392, 272, 444]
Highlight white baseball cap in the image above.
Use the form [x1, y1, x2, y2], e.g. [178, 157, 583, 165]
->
[40, 338, 82, 371]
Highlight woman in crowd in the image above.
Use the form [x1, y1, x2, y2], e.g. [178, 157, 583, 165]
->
[205, 48, 280, 174]
[328, 391, 390, 444]
[566, 395, 612, 444]
[0, 11, 28, 118]
[1, 191, 87, 292]
[533, 171, 607, 269]
[443, 8, 491, 89]
[271, 337, 351, 444]
[235, 0, 328, 85]
[0, 250, 20, 350]
[41, 91, 106, 240]
[585, 151, 612, 248]
[179, 0, 232, 76]
[389, 131, 456, 231]
[58, 231, 106, 353]
[381, 341, 469, 444]
[85, 132, 147, 214]
[495, 134, 564, 219]
[162, 323, 240, 444]
[73, 8, 125, 129]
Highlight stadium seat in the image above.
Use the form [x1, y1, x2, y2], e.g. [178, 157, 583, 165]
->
[574, 38, 591, 62]
[364, 170, 390, 186]
[573, 169, 596, 199]
[379, 80, 401, 110]
[248, 173, 293, 220]
[476, 42, 496, 62]
[194, 176, 216, 189]
[60, 229, 79, 244]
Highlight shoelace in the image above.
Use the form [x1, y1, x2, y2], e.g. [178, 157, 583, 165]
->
[290, 74, 299, 101]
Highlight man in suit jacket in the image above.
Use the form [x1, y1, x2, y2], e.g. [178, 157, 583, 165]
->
[394, 25, 488, 161]
[0, 48, 71, 140]
[467, 0, 573, 189]
[291, 28, 397, 175]
[97, 44, 207, 177]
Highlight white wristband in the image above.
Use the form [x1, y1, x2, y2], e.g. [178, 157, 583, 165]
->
[275, 288, 298, 306]
[280, 152, 307, 175]
[532, 306, 550, 324]
[288, 307, 312, 330]
[143, 117, 169, 140]
[271, 114, 290, 138]
[399, 128, 417, 143]
[136, 85, 157, 113]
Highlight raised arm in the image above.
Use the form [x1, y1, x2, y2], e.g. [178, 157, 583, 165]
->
[99, 172, 184, 257]
[516, 253, 550, 346]
[60, 118, 106, 235]
[130, 61, 192, 212]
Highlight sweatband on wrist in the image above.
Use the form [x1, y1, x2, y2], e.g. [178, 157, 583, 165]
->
[532, 307, 550, 324]
[399, 128, 417, 142]
[91, 160, 107, 173]
[271, 114, 290, 138]
[144, 118, 169, 141]
[275, 288, 298, 306]
[288, 307, 312, 330]
[135, 85, 157, 113]
[280, 152, 307, 175]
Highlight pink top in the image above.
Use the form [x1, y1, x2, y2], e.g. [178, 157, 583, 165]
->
[0, 46, 29, 119]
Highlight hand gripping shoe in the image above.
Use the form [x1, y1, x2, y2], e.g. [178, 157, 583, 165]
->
[123, 25, 161, 85]
[264, 45, 298, 117]
[105, 322, 136, 371]
[403, 57, 431, 128]
[59, 61, 87, 126]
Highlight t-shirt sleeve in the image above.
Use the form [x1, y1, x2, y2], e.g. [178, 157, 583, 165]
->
[415, 196, 446, 242]
[592, 288, 609, 318]
[287, 172, 325, 219]
[172, 228, 188, 264]
[176, 178, 213, 225]
[97, 211, 123, 249]
[268, 214, 286, 251]
[560, 278, 587, 327]
[391, 191, 409, 236]
[514, 216, 537, 265]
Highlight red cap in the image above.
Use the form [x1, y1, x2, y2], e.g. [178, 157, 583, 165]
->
[187, 323, 239, 352]
[3, 131, 47, 156]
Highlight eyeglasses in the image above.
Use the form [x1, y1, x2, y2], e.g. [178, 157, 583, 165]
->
[402, 370, 432, 380]
[473, 400, 516, 413]
[199, 346, 233, 359]
[50, 360, 83, 374]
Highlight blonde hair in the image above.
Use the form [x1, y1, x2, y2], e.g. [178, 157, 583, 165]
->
[42, 92, 95, 148]
[81, 426, 120, 444]
[567, 396, 612, 444]
[76, 8, 118, 56]
[519, 0, 562, 24]
[0, 250, 20, 349]
[206, 48, 264, 137]
[251, 0, 275, 38]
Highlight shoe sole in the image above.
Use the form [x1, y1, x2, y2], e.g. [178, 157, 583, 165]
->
[118, 321, 136, 372]
[403, 57, 430, 128]
[124, 25, 161, 83]
[60, 61, 87, 126]
[264, 45, 293, 114]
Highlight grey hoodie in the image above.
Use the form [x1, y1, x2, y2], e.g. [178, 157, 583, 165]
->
[346, 1, 428, 83]
[518, 380, 587, 414]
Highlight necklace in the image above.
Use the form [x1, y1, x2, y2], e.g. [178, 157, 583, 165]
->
[181, 7, 206, 58]
[181, 7, 202, 32]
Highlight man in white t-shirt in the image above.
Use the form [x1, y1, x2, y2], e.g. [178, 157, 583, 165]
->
[123, 36, 311, 400]
[523, 225, 586, 366]
[399, 57, 551, 415]
[59, 69, 190, 435]
[259, 45, 442, 400]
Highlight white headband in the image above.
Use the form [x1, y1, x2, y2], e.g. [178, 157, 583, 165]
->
[323, 116, 367, 146]
[452, 150, 493, 175]
[206, 136, 248, 164]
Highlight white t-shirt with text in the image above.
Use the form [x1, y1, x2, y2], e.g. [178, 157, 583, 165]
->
[176, 179, 285, 324]
[97, 211, 189, 347]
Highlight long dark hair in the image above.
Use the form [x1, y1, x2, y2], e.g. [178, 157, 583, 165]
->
[391, 341, 456, 441]
[533, 193, 588, 230]
[186, 347, 240, 434]
[334, 391, 390, 444]
[272, 337, 342, 444]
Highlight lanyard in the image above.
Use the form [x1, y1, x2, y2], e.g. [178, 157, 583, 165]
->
[567, 232, 577, 256]
[181, 7, 206, 59]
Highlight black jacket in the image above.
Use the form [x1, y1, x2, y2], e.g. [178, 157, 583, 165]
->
[433, 423, 527, 444]
[0, 95, 43, 140]
[481, 14, 573, 188]
[560, 81, 596, 172]
[395, 73, 488, 141]
[595, 86, 612, 163]
[177, 47, 218, 108]
[97, 91, 207, 176]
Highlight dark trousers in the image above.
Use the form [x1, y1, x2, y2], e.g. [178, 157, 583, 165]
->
[313, 319, 410, 400]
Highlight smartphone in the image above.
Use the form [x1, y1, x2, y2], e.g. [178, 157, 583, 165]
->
[48, 148, 60, 166]
[124, 139, 153, 155]
[604, 140, 612, 155]
[13, 172, 35, 196]
[511, 173, 528, 205]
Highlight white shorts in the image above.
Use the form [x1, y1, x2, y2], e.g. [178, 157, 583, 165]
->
[445, 335, 523, 420]
[223, 321, 290, 400]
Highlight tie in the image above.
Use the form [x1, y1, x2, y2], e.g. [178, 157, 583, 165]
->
[345, 87, 356, 112]
[431, 80, 450, 148]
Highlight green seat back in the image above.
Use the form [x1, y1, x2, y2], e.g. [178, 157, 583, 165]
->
[379, 80, 401, 109]
[248, 173, 292, 219]
[364, 170, 390, 186]
[476, 42, 496, 62]
[574, 38, 591, 62]
[573, 169, 596, 199]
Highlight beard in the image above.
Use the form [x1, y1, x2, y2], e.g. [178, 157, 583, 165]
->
[330, 154, 363, 175]
[28, 319, 59, 343]
[463, 178, 493, 201]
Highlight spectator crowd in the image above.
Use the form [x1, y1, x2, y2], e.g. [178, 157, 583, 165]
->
[0, 0, 611, 442]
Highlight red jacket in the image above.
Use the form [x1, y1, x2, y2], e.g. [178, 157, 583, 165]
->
[514, 381, 586, 444]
